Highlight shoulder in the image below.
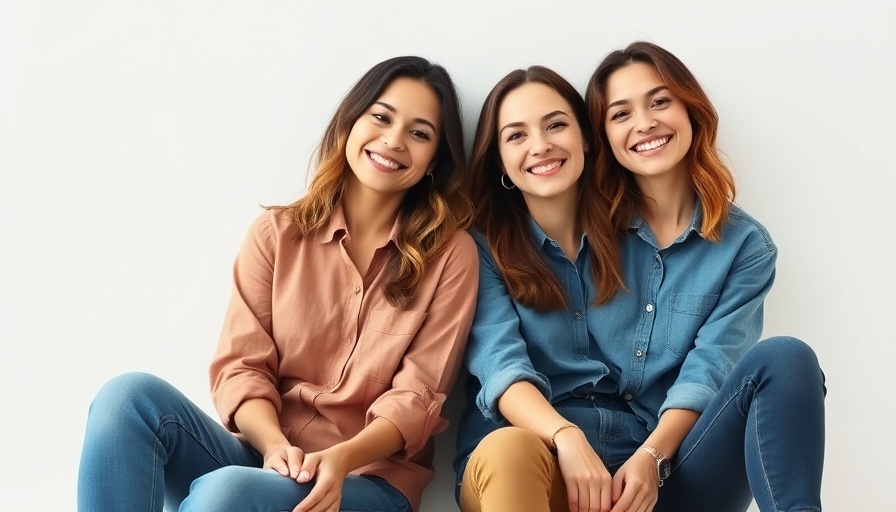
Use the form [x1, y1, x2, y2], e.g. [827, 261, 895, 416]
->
[723, 204, 777, 260]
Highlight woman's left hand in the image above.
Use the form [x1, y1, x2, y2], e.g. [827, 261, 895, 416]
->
[608, 449, 659, 512]
[291, 446, 350, 512]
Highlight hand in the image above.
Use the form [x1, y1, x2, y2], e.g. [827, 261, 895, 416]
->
[263, 444, 307, 480]
[608, 449, 659, 512]
[554, 426, 613, 512]
[291, 446, 350, 512]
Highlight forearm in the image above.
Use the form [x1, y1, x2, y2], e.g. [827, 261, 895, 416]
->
[233, 398, 290, 454]
[329, 416, 404, 471]
[643, 408, 700, 458]
[497, 380, 571, 447]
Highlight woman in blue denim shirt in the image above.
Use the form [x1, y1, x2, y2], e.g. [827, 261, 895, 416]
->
[454, 43, 825, 512]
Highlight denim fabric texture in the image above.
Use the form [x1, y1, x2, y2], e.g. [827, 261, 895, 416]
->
[77, 372, 411, 512]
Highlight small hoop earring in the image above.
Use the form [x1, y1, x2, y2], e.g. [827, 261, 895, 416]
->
[500, 175, 516, 190]
[425, 172, 434, 185]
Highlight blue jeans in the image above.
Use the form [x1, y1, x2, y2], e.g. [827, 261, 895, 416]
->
[458, 336, 826, 512]
[77, 372, 411, 512]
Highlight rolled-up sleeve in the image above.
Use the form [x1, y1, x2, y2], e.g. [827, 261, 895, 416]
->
[209, 212, 283, 431]
[465, 234, 551, 422]
[366, 230, 479, 455]
[660, 231, 777, 415]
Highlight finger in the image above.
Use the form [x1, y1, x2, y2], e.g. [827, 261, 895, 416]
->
[287, 448, 304, 479]
[294, 479, 331, 512]
[297, 452, 318, 483]
[266, 452, 290, 476]
[611, 471, 625, 503]
[600, 474, 612, 512]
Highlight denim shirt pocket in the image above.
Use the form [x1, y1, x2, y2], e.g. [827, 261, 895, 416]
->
[665, 293, 719, 356]
[358, 308, 428, 383]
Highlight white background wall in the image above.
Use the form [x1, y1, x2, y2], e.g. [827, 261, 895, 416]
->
[2, 1, 892, 510]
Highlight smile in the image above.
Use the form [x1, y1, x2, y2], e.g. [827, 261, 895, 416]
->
[366, 150, 406, 170]
[632, 136, 671, 153]
[527, 160, 564, 175]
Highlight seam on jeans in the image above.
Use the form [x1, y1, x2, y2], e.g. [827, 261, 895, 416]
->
[753, 388, 780, 511]
[150, 436, 159, 512]
[158, 416, 231, 467]
[670, 377, 751, 471]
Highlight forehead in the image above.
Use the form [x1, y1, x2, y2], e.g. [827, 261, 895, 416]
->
[605, 62, 664, 101]
[374, 77, 441, 125]
[498, 82, 574, 124]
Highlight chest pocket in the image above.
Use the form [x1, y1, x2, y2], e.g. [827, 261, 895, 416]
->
[665, 293, 719, 356]
[358, 308, 427, 383]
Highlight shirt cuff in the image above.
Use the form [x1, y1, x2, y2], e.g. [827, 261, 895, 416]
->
[659, 382, 716, 417]
[212, 375, 282, 432]
[476, 363, 551, 422]
[367, 386, 446, 456]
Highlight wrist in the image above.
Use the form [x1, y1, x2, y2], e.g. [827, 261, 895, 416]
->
[641, 443, 672, 487]
[549, 423, 581, 453]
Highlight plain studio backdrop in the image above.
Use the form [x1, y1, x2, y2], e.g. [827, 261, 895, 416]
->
[1, 1, 892, 510]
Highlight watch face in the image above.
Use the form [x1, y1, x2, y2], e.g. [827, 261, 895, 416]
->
[659, 459, 672, 479]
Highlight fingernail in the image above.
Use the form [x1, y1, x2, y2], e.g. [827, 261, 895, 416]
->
[297, 470, 310, 482]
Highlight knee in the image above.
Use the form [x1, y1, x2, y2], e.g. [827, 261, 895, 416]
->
[467, 427, 552, 477]
[751, 336, 825, 388]
[88, 372, 175, 428]
[184, 466, 304, 512]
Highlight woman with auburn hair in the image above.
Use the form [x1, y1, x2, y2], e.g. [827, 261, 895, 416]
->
[78, 55, 477, 512]
[581, 41, 824, 511]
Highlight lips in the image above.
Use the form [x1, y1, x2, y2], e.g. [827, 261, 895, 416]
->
[366, 150, 407, 170]
[527, 159, 565, 175]
[632, 135, 671, 153]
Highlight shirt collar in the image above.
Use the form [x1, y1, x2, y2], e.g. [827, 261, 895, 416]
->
[627, 198, 706, 244]
[317, 202, 402, 246]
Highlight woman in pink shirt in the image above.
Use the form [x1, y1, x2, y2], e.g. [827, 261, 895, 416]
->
[78, 56, 478, 512]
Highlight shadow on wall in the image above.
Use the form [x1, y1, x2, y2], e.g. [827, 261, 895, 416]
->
[421, 372, 468, 511]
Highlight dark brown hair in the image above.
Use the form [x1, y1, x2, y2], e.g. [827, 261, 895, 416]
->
[585, 41, 735, 241]
[468, 66, 623, 311]
[281, 56, 471, 307]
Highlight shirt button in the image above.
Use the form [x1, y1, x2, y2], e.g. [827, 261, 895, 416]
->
[645, 303, 654, 313]
[574, 311, 583, 320]
[623, 393, 633, 401]
[635, 349, 643, 357]
[354, 285, 361, 294]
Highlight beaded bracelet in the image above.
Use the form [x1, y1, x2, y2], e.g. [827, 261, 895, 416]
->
[549, 424, 580, 452]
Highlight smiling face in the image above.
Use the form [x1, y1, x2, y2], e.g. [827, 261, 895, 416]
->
[603, 62, 693, 183]
[344, 77, 441, 198]
[497, 82, 587, 205]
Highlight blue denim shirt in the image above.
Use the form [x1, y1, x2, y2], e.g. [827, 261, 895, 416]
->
[455, 202, 776, 468]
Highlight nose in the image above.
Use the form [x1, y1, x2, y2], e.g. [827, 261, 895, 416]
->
[381, 125, 406, 151]
[635, 110, 658, 133]
[529, 133, 553, 155]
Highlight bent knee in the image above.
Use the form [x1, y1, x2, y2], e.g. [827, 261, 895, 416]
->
[468, 427, 552, 472]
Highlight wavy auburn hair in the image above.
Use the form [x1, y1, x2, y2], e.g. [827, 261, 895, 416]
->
[281, 56, 472, 307]
[468, 66, 623, 311]
[585, 41, 735, 241]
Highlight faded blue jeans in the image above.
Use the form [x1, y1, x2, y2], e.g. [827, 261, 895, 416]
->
[458, 336, 826, 512]
[77, 372, 411, 512]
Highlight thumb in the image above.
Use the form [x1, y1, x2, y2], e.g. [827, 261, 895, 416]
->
[297, 452, 318, 483]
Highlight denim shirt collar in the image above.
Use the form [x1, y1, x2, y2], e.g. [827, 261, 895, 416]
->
[527, 217, 588, 257]
[627, 198, 706, 249]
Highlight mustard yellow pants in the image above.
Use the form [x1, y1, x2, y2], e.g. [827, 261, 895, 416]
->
[459, 427, 569, 512]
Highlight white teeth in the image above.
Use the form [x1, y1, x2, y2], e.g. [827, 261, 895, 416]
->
[529, 161, 562, 174]
[369, 151, 401, 169]
[634, 136, 670, 153]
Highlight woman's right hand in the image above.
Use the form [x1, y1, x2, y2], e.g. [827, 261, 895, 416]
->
[554, 426, 613, 512]
[263, 444, 307, 480]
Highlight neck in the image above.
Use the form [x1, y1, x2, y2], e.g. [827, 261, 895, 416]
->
[636, 173, 696, 247]
[525, 189, 581, 260]
[342, 179, 403, 237]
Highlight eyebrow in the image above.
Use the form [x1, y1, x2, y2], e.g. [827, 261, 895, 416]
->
[606, 85, 669, 109]
[499, 110, 570, 135]
[374, 101, 437, 132]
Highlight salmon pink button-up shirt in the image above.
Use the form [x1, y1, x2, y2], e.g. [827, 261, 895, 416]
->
[209, 205, 478, 511]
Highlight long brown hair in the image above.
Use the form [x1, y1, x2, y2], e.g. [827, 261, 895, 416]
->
[585, 41, 735, 241]
[468, 66, 623, 311]
[281, 56, 471, 307]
